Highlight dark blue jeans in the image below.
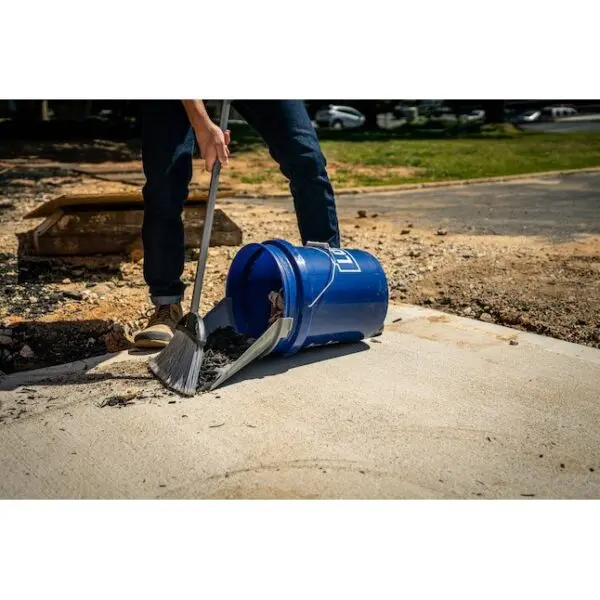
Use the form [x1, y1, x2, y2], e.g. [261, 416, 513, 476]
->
[141, 100, 341, 305]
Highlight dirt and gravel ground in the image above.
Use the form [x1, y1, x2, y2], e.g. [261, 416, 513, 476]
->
[1, 162, 599, 375]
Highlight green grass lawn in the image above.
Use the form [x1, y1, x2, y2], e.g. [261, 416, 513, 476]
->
[227, 125, 600, 190]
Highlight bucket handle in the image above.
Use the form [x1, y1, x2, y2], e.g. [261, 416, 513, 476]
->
[305, 242, 337, 309]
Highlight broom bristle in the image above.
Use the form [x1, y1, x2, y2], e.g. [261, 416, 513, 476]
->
[149, 314, 206, 396]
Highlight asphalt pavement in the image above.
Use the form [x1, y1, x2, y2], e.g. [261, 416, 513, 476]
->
[521, 121, 600, 133]
[244, 171, 600, 241]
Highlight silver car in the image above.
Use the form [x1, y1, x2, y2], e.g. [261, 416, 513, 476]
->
[314, 105, 366, 129]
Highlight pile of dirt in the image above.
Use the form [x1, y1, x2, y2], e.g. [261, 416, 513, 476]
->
[197, 327, 253, 390]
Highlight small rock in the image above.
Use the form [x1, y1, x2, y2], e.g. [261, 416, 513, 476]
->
[62, 278, 72, 284]
[19, 345, 34, 359]
[0, 335, 12, 346]
[72, 269, 84, 277]
[436, 228, 448, 236]
[28, 296, 38, 303]
[400, 229, 410, 235]
[509, 339, 519, 346]
[87, 337, 95, 345]
[116, 280, 127, 287]
[424, 297, 435, 305]
[91, 284, 111, 296]
[357, 210, 367, 219]
[479, 312, 494, 323]
[463, 307, 473, 316]
[408, 250, 421, 258]
[371, 213, 379, 218]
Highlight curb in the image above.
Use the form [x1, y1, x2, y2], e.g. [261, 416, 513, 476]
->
[0, 349, 157, 391]
[230, 166, 600, 200]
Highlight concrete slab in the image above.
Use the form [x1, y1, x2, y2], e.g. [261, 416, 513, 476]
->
[1, 304, 599, 499]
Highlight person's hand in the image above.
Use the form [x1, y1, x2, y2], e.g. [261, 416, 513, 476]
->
[181, 100, 231, 172]
[193, 122, 231, 172]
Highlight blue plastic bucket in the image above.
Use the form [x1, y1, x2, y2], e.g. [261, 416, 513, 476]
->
[225, 239, 388, 355]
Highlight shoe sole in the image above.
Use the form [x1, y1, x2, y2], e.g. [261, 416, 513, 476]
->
[134, 337, 171, 349]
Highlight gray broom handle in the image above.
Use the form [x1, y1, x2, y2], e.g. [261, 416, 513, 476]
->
[190, 99, 232, 314]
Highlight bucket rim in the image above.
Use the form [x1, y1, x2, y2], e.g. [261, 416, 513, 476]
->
[226, 240, 301, 354]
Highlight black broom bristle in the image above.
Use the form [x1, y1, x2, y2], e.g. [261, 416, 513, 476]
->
[148, 313, 206, 396]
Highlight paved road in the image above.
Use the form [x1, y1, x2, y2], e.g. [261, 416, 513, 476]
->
[522, 121, 600, 133]
[1, 305, 599, 499]
[242, 172, 600, 241]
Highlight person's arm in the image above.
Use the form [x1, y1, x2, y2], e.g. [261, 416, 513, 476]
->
[182, 100, 230, 171]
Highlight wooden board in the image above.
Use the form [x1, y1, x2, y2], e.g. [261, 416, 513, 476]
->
[18, 205, 242, 256]
[24, 191, 228, 219]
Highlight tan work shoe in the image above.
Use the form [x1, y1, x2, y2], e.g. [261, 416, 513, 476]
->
[134, 303, 183, 349]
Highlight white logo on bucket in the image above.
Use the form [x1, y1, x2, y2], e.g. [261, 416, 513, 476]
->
[331, 249, 361, 273]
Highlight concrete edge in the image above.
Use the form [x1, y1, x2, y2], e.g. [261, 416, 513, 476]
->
[0, 348, 157, 390]
[229, 166, 600, 200]
[2, 304, 599, 389]
[387, 304, 600, 365]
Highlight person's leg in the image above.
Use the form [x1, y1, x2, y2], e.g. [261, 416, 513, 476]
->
[141, 100, 195, 305]
[135, 101, 194, 347]
[233, 101, 340, 247]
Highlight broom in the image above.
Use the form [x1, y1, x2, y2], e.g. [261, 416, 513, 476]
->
[149, 99, 232, 396]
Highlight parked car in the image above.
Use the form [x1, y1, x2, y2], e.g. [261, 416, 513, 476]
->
[314, 105, 366, 129]
[541, 106, 578, 120]
[518, 110, 542, 123]
[461, 109, 486, 122]
[393, 103, 418, 120]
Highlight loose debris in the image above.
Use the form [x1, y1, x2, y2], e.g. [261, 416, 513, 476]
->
[197, 326, 253, 390]
[99, 390, 138, 408]
[268, 289, 284, 327]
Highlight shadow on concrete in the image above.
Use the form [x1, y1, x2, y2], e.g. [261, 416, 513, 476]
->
[0, 340, 371, 393]
[218, 341, 371, 391]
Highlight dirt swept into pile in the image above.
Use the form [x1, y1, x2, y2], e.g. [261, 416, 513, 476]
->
[197, 327, 253, 390]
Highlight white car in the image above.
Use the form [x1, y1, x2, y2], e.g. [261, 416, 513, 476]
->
[462, 109, 486, 122]
[541, 106, 578, 120]
[314, 105, 366, 129]
[519, 110, 542, 123]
